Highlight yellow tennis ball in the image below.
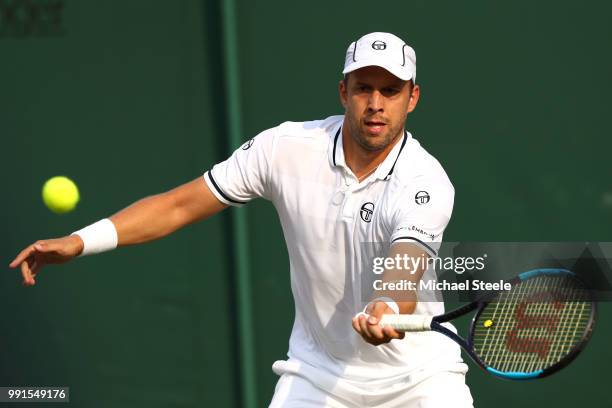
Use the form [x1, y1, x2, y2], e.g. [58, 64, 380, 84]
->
[484, 319, 494, 328]
[42, 176, 80, 214]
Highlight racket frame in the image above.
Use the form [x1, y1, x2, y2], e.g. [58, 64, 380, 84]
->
[380, 268, 597, 380]
[464, 269, 598, 380]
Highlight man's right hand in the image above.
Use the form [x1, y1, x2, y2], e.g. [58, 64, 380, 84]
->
[352, 301, 406, 346]
[8, 235, 84, 286]
[8, 177, 228, 287]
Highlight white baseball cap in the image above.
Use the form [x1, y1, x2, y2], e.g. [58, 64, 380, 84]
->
[342, 32, 416, 82]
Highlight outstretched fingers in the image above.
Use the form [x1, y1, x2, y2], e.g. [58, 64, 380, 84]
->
[9, 244, 38, 269]
[20, 257, 36, 286]
[10, 241, 54, 286]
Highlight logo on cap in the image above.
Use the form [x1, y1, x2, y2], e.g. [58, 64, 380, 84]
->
[360, 202, 375, 222]
[371, 40, 386, 50]
[415, 191, 430, 205]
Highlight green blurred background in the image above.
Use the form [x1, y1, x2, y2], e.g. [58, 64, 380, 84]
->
[1, 0, 611, 407]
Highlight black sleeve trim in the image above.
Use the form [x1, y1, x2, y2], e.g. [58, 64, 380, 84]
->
[207, 170, 247, 205]
[390, 236, 438, 256]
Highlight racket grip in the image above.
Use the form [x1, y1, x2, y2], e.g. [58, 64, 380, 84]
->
[379, 314, 433, 332]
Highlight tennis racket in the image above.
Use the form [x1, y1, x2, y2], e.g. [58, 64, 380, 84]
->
[378, 268, 596, 380]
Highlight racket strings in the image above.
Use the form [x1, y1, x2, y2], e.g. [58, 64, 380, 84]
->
[472, 275, 592, 374]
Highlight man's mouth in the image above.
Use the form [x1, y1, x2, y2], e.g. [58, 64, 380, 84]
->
[364, 120, 387, 135]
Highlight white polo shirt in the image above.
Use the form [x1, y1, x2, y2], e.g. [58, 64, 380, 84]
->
[204, 115, 465, 392]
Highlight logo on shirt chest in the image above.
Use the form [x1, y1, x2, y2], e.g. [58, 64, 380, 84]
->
[360, 202, 375, 223]
[415, 191, 430, 205]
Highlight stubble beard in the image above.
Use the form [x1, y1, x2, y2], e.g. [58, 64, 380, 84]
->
[346, 113, 403, 153]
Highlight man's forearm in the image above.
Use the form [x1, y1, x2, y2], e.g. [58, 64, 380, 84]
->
[109, 193, 182, 246]
[373, 242, 429, 314]
[108, 177, 227, 247]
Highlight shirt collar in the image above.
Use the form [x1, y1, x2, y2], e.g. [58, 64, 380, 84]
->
[328, 124, 409, 182]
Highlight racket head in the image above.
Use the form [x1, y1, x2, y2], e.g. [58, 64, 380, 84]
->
[467, 268, 596, 380]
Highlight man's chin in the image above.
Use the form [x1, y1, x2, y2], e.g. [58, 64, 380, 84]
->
[360, 131, 394, 148]
[357, 137, 389, 152]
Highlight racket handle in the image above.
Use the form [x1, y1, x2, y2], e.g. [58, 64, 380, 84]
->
[379, 314, 433, 332]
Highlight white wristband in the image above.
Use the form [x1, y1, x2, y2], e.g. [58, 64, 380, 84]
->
[363, 297, 400, 315]
[71, 218, 118, 257]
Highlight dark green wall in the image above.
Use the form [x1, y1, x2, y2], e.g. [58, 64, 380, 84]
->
[240, 1, 612, 407]
[2, 1, 611, 407]
[2, 1, 236, 407]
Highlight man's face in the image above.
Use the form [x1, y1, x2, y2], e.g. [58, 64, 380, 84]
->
[339, 66, 419, 152]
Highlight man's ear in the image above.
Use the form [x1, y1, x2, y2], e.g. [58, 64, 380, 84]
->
[339, 79, 348, 108]
[407, 84, 420, 114]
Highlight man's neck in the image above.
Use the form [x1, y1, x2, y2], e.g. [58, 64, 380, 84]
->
[341, 125, 403, 180]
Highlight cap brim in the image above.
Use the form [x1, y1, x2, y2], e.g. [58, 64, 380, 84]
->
[342, 59, 414, 81]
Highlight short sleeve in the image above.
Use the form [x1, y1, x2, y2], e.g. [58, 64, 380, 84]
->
[203, 127, 277, 206]
[389, 177, 455, 256]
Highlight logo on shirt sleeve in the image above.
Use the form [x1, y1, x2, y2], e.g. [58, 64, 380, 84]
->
[415, 191, 430, 205]
[241, 138, 254, 150]
[396, 225, 436, 240]
[360, 202, 375, 223]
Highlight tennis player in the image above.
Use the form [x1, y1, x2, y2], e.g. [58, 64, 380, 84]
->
[10, 32, 473, 407]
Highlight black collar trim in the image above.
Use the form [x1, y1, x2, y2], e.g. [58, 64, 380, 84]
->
[384, 131, 408, 180]
[333, 127, 407, 182]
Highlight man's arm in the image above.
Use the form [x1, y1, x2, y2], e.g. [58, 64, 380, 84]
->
[9, 177, 227, 286]
[352, 242, 429, 346]
[110, 177, 227, 246]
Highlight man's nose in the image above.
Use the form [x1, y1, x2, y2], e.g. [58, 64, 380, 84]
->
[367, 90, 383, 112]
